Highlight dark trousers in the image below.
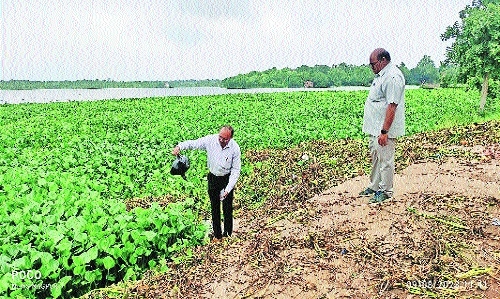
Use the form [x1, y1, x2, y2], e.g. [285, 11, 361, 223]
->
[207, 173, 233, 239]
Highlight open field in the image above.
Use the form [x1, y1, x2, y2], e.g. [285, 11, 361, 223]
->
[0, 88, 499, 298]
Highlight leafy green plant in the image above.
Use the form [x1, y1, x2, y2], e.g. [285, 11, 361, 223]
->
[0, 198, 205, 298]
[0, 88, 498, 298]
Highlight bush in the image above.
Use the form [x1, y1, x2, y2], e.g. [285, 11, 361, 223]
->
[466, 76, 500, 99]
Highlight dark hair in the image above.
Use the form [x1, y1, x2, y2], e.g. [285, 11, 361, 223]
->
[222, 125, 234, 137]
[377, 50, 391, 62]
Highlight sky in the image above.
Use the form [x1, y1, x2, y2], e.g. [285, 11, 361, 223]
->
[1, 0, 472, 81]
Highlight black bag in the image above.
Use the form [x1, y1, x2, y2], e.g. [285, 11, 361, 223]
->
[170, 155, 190, 180]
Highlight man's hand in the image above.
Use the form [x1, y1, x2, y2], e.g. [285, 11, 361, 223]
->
[172, 146, 180, 156]
[379, 103, 397, 147]
[220, 189, 228, 201]
[378, 134, 388, 146]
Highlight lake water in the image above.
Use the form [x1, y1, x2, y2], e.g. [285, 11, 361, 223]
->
[0, 85, 416, 105]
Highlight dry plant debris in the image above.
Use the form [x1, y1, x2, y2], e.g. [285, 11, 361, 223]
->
[84, 121, 500, 299]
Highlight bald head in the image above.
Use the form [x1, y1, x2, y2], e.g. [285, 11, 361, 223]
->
[369, 48, 391, 74]
[218, 125, 234, 148]
[371, 48, 391, 62]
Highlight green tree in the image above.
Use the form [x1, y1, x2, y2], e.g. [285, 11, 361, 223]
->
[441, 0, 500, 112]
[398, 62, 411, 83]
[439, 63, 461, 87]
[411, 55, 440, 85]
[349, 65, 372, 86]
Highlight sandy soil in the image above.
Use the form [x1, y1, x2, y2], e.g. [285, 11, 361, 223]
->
[123, 144, 500, 299]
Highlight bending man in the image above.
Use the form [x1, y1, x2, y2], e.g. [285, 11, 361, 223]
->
[172, 125, 241, 241]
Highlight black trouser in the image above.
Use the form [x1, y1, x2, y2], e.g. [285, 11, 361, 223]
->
[207, 172, 233, 239]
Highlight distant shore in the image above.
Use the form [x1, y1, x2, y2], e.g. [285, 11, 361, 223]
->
[0, 86, 423, 105]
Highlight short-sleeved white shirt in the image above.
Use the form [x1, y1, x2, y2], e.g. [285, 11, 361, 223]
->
[362, 62, 405, 138]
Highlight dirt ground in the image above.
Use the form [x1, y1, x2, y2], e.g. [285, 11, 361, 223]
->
[123, 144, 500, 299]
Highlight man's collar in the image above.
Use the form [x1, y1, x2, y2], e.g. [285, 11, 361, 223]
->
[223, 139, 233, 149]
[377, 61, 392, 77]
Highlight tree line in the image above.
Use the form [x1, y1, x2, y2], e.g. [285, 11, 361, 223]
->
[0, 56, 449, 90]
[0, 80, 165, 90]
[221, 55, 443, 89]
[0, 56, 473, 91]
[0, 79, 223, 90]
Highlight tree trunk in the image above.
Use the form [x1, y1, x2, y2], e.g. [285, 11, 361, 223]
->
[480, 72, 489, 113]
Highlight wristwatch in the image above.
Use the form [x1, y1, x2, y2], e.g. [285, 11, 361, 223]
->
[381, 129, 388, 135]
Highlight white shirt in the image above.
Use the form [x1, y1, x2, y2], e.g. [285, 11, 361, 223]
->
[363, 62, 406, 138]
[177, 134, 241, 192]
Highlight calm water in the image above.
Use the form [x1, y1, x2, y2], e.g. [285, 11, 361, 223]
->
[0, 86, 377, 105]
[0, 86, 426, 104]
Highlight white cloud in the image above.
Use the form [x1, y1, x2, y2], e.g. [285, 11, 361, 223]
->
[1, 0, 471, 81]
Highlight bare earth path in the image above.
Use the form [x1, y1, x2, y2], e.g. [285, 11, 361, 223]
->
[127, 145, 500, 299]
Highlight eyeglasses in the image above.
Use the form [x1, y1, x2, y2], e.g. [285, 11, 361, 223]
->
[369, 60, 380, 67]
[218, 135, 231, 142]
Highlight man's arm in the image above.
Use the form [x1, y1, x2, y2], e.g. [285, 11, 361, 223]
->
[378, 103, 397, 146]
[172, 135, 210, 155]
[224, 147, 241, 194]
[379, 73, 404, 146]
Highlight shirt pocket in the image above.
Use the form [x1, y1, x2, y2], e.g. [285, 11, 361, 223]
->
[221, 155, 232, 170]
[368, 84, 384, 102]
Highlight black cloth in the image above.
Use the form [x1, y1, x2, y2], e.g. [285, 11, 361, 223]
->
[207, 172, 233, 239]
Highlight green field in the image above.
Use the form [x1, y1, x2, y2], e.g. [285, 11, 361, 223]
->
[1, 88, 499, 298]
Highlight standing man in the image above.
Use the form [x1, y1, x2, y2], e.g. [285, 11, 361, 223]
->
[172, 125, 241, 241]
[360, 48, 405, 203]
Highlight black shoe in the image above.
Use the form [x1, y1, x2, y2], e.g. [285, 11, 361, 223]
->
[209, 232, 223, 239]
[223, 231, 232, 238]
